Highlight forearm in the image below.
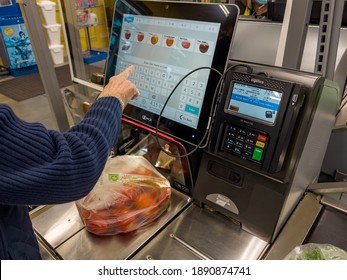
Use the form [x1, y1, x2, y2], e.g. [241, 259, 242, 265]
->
[0, 98, 122, 205]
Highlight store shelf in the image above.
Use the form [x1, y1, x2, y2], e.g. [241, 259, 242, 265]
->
[82, 49, 107, 64]
[75, 4, 104, 10]
[74, 0, 109, 64]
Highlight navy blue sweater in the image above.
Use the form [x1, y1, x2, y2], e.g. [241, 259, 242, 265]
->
[0, 97, 122, 259]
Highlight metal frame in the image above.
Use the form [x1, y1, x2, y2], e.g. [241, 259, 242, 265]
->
[17, 0, 70, 132]
[275, 0, 344, 79]
[263, 192, 323, 260]
[314, 0, 345, 80]
[264, 182, 347, 260]
[61, 0, 88, 82]
[61, 0, 105, 94]
[275, 0, 314, 69]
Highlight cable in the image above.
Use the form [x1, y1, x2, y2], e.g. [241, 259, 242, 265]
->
[154, 63, 254, 158]
[335, 81, 347, 117]
[155, 66, 223, 158]
[224, 63, 253, 74]
[256, 71, 271, 77]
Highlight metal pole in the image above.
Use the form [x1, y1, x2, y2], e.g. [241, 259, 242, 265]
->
[314, 0, 344, 80]
[17, 0, 70, 132]
[62, 0, 89, 82]
[275, 0, 313, 69]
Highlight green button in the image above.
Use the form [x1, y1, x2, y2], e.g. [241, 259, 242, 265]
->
[252, 147, 263, 161]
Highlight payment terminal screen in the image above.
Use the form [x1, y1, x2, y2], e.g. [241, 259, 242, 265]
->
[227, 82, 283, 124]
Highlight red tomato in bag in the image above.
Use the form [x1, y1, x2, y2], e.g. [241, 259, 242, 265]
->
[121, 185, 144, 201]
[108, 206, 136, 233]
[135, 192, 156, 209]
[84, 212, 109, 234]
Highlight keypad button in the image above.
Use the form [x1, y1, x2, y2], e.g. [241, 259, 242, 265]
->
[256, 141, 265, 149]
[226, 137, 234, 145]
[234, 140, 244, 148]
[242, 151, 251, 158]
[232, 146, 242, 155]
[245, 138, 255, 145]
[247, 131, 256, 138]
[244, 144, 253, 151]
[258, 134, 267, 142]
[252, 148, 263, 161]
[227, 131, 235, 138]
[190, 79, 198, 88]
[222, 124, 268, 164]
[224, 143, 233, 150]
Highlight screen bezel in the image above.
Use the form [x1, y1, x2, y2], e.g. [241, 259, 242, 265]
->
[224, 81, 284, 126]
[104, 0, 239, 145]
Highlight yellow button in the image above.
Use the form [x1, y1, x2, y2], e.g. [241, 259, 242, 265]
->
[256, 141, 265, 149]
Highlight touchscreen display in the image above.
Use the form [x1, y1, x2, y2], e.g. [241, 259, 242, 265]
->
[105, 0, 239, 145]
[116, 15, 219, 129]
[226, 82, 283, 124]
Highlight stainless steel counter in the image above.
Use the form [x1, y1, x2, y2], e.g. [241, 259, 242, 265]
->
[132, 204, 269, 260]
[30, 188, 191, 260]
[31, 189, 269, 260]
[264, 189, 347, 260]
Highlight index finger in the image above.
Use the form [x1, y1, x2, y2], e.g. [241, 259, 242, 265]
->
[120, 65, 135, 78]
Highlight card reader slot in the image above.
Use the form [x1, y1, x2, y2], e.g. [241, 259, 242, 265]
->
[207, 160, 243, 187]
[269, 84, 305, 173]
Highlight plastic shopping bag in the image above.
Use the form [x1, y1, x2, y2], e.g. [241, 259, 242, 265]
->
[284, 243, 347, 260]
[76, 155, 171, 236]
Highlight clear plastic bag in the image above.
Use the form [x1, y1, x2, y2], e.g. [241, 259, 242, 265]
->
[76, 155, 171, 236]
[284, 243, 347, 260]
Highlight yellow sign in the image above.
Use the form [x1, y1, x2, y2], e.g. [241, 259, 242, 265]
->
[4, 27, 14, 36]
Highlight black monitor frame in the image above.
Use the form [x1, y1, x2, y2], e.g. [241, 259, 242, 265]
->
[104, 0, 239, 146]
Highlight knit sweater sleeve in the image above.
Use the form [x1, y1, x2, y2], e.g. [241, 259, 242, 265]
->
[0, 97, 122, 205]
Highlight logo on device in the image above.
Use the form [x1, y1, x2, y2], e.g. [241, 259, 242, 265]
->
[251, 78, 264, 85]
[142, 115, 153, 122]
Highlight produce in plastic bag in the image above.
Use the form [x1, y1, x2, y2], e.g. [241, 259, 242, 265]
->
[76, 155, 171, 235]
[284, 243, 347, 260]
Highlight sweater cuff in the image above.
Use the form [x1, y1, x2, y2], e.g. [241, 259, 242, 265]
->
[97, 95, 124, 111]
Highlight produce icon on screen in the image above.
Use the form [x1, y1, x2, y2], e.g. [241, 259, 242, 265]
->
[137, 32, 144, 42]
[229, 105, 239, 112]
[125, 30, 131, 39]
[166, 37, 174, 47]
[121, 43, 130, 51]
[181, 40, 191, 49]
[199, 42, 209, 53]
[151, 34, 159, 45]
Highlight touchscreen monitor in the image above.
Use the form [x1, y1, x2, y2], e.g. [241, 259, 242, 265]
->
[105, 0, 239, 145]
[225, 82, 283, 125]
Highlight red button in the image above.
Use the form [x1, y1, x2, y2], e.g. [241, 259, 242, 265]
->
[258, 134, 267, 142]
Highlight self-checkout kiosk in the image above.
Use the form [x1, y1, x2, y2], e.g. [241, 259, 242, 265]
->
[130, 61, 339, 260]
[30, 0, 341, 260]
[103, 0, 339, 258]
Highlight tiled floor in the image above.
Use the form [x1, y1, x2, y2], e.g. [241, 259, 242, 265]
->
[0, 71, 74, 131]
[0, 91, 60, 130]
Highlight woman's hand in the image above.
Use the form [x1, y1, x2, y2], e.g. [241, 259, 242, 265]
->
[98, 65, 139, 109]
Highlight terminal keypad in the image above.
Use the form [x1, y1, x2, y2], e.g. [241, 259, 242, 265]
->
[223, 125, 268, 163]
